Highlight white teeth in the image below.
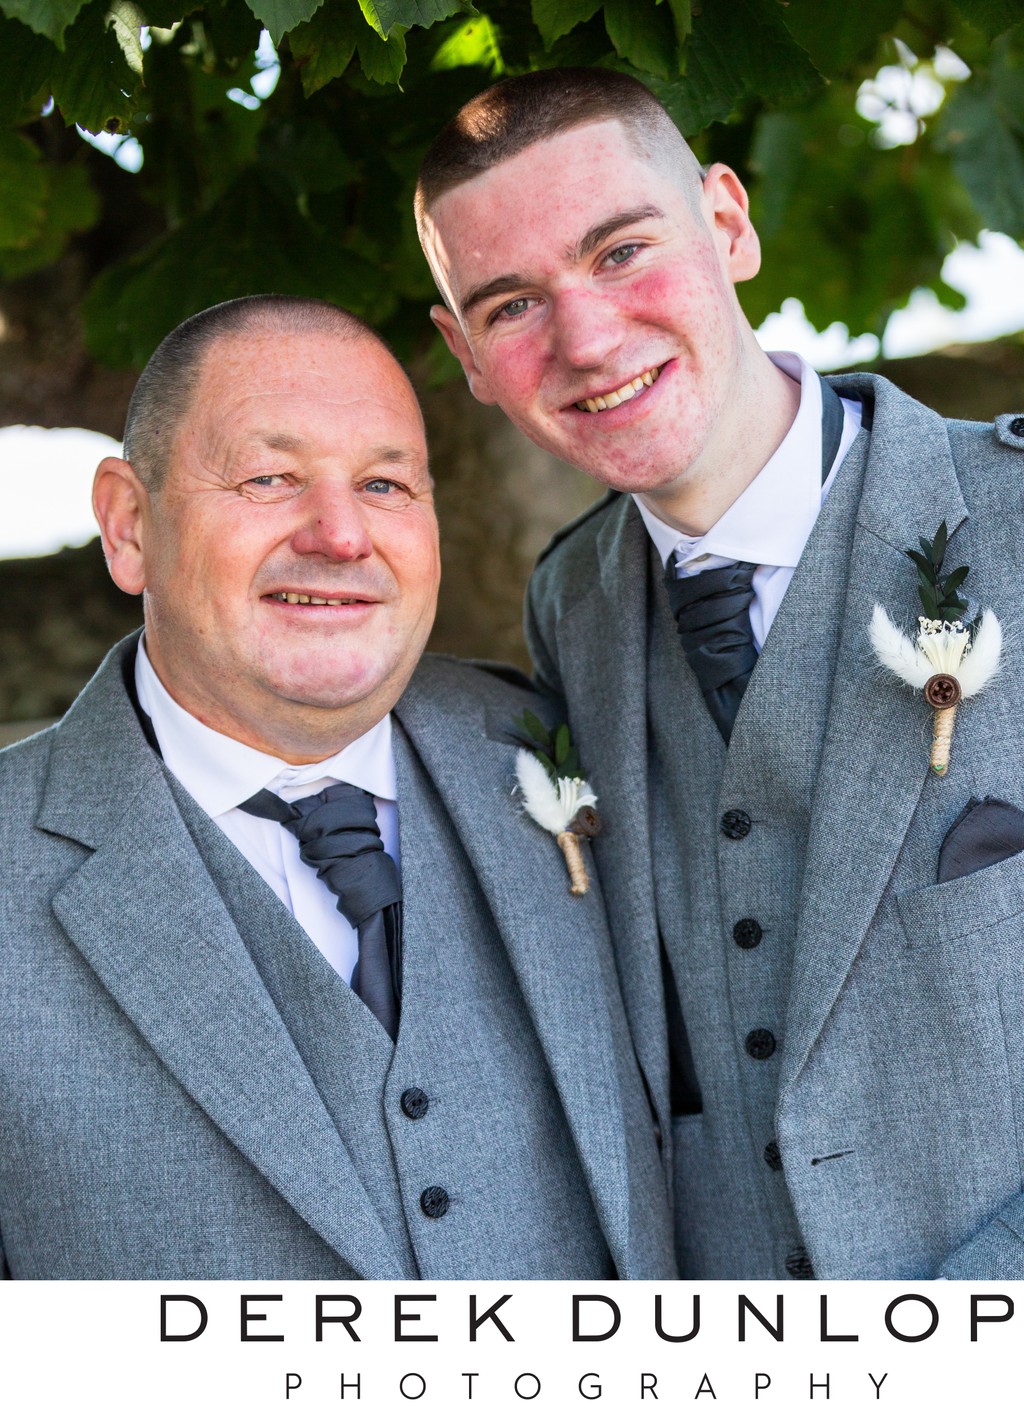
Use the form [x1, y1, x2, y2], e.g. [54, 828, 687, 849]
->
[286, 593, 299, 604]
[577, 365, 660, 413]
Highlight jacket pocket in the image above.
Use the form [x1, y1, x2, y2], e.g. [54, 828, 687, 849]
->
[897, 845, 1024, 949]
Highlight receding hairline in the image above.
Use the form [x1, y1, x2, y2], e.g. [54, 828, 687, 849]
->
[122, 295, 399, 488]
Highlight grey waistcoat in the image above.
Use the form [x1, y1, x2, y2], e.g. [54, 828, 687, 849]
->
[172, 728, 613, 1280]
[647, 434, 869, 1278]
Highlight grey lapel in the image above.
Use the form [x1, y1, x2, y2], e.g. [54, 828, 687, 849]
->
[393, 659, 633, 1272]
[780, 375, 969, 1094]
[37, 641, 406, 1280]
[546, 501, 671, 1134]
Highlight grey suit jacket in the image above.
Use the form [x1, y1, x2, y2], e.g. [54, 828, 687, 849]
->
[0, 637, 674, 1279]
[527, 374, 1024, 1278]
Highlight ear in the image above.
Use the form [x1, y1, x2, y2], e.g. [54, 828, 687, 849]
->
[430, 305, 498, 406]
[701, 163, 761, 285]
[92, 456, 149, 596]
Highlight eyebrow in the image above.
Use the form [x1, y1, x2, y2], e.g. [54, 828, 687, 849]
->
[459, 204, 667, 317]
[251, 435, 421, 465]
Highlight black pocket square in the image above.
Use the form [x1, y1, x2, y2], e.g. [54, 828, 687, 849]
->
[937, 796, 1024, 883]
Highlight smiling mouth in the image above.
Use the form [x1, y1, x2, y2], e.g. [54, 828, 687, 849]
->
[267, 592, 369, 606]
[575, 365, 661, 414]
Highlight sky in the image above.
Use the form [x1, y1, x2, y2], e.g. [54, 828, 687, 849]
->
[3, 228, 1023, 560]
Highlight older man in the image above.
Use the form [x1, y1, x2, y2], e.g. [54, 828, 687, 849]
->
[0, 294, 674, 1280]
[417, 68, 1024, 1280]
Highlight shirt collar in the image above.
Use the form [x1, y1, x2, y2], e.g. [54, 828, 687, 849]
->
[135, 639, 397, 817]
[634, 351, 825, 571]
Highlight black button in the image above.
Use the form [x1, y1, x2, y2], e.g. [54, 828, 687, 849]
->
[745, 1028, 776, 1060]
[401, 1087, 429, 1120]
[733, 918, 763, 948]
[721, 809, 752, 839]
[1010, 416, 1024, 438]
[764, 1140, 783, 1171]
[785, 1246, 815, 1279]
[420, 1186, 450, 1219]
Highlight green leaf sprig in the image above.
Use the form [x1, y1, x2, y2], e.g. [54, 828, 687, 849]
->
[513, 709, 581, 783]
[905, 521, 969, 624]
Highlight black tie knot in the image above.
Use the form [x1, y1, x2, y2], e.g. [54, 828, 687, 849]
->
[664, 559, 758, 741]
[239, 780, 402, 1038]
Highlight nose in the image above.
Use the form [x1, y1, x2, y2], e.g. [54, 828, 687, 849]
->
[552, 288, 626, 370]
[290, 483, 373, 561]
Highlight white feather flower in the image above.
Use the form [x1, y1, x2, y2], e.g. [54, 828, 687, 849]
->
[515, 749, 597, 835]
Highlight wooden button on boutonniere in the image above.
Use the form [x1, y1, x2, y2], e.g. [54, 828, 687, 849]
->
[512, 710, 601, 896]
[870, 521, 1002, 775]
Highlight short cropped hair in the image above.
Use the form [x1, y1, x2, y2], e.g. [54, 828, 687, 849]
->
[123, 295, 382, 489]
[415, 67, 700, 226]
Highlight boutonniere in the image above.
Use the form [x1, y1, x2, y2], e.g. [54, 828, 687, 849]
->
[512, 710, 602, 896]
[870, 521, 1002, 776]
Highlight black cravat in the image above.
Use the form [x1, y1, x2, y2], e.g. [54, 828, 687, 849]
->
[664, 378, 847, 744]
[240, 782, 402, 1040]
[665, 560, 758, 743]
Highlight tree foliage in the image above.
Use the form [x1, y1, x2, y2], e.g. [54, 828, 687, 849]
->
[0, 0, 1023, 372]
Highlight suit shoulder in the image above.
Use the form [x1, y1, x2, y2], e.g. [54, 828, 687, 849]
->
[945, 412, 1024, 494]
[410, 653, 540, 712]
[0, 726, 56, 834]
[535, 490, 622, 569]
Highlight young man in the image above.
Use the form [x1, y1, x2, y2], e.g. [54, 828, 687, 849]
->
[0, 294, 674, 1279]
[417, 68, 1024, 1279]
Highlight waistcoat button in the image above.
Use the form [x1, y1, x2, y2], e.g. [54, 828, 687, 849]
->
[401, 1087, 430, 1120]
[785, 1246, 815, 1279]
[420, 1186, 450, 1219]
[745, 1028, 776, 1060]
[764, 1140, 783, 1171]
[721, 809, 752, 839]
[733, 918, 763, 948]
[1010, 416, 1024, 437]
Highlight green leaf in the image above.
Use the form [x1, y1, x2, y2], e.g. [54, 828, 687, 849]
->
[933, 520, 948, 566]
[243, 0, 324, 46]
[431, 12, 502, 71]
[357, 19, 406, 84]
[0, 130, 47, 250]
[554, 722, 570, 766]
[108, 0, 144, 75]
[952, 0, 1023, 39]
[518, 709, 552, 748]
[0, 0, 87, 46]
[662, 0, 690, 47]
[288, 0, 361, 95]
[943, 564, 970, 593]
[780, 0, 901, 75]
[358, 0, 468, 40]
[938, 31, 1024, 238]
[0, 16, 56, 125]
[81, 173, 393, 367]
[905, 548, 931, 574]
[645, 0, 823, 134]
[531, 0, 600, 49]
[0, 159, 98, 274]
[603, 0, 678, 80]
[50, 0, 142, 133]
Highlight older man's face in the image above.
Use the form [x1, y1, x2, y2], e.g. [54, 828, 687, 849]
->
[126, 331, 439, 756]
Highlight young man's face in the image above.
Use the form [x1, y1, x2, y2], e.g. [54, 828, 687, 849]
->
[423, 119, 761, 499]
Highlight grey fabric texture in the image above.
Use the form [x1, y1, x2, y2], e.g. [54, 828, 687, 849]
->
[526, 372, 1024, 1279]
[0, 639, 675, 1280]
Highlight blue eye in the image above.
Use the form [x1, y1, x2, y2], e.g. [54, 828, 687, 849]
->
[498, 297, 531, 320]
[608, 243, 639, 265]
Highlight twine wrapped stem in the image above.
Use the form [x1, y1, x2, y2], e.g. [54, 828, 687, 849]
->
[929, 704, 958, 776]
[557, 831, 590, 896]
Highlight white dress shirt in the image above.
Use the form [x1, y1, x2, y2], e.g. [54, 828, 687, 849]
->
[135, 641, 398, 984]
[635, 352, 863, 651]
